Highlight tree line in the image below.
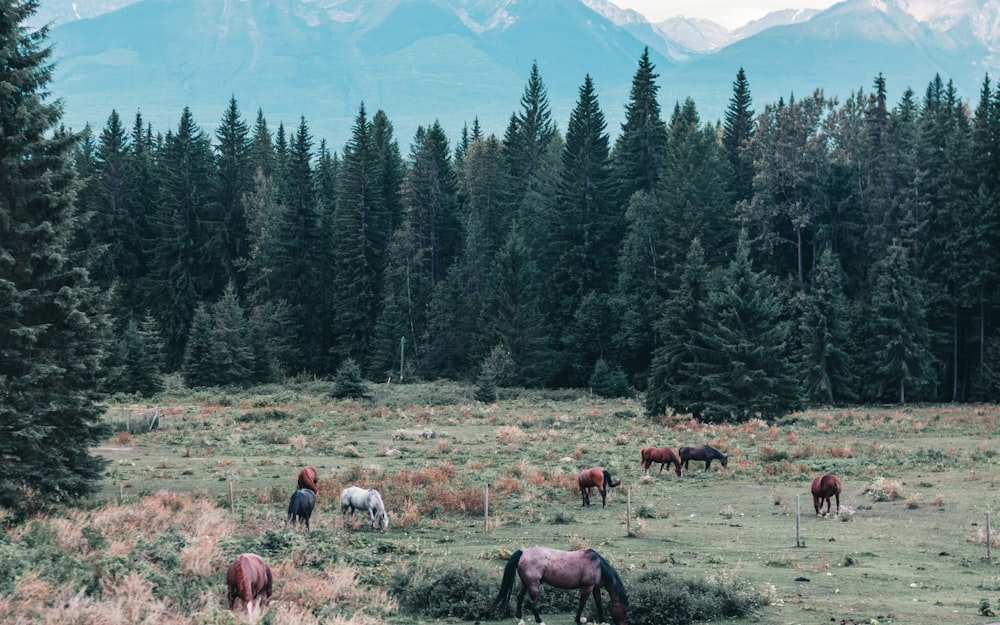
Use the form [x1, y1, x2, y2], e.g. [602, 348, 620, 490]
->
[72, 50, 1000, 418]
[6, 0, 1000, 512]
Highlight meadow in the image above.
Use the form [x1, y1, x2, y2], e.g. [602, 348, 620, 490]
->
[4, 380, 1000, 625]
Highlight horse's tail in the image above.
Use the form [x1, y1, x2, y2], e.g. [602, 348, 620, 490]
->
[287, 491, 300, 523]
[604, 469, 621, 488]
[484, 549, 523, 619]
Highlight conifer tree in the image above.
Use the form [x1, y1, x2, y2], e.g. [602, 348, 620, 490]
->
[181, 304, 217, 387]
[214, 96, 252, 292]
[331, 103, 385, 366]
[612, 47, 668, 201]
[722, 67, 755, 203]
[546, 75, 617, 379]
[148, 107, 223, 368]
[646, 239, 713, 419]
[0, 0, 112, 512]
[796, 247, 857, 404]
[688, 231, 801, 421]
[863, 241, 935, 403]
[658, 98, 735, 285]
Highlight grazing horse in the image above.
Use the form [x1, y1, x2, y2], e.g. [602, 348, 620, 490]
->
[340, 485, 390, 531]
[811, 474, 842, 517]
[678, 445, 728, 472]
[286, 488, 316, 530]
[297, 466, 319, 493]
[578, 467, 621, 507]
[480, 546, 628, 625]
[640, 446, 682, 476]
[226, 553, 273, 621]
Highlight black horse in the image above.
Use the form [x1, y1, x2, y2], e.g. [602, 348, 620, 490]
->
[678, 445, 728, 471]
[287, 488, 317, 530]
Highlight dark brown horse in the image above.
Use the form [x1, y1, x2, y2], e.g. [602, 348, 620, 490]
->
[578, 467, 620, 507]
[226, 553, 273, 620]
[287, 487, 316, 530]
[640, 446, 682, 476]
[678, 444, 728, 471]
[480, 546, 628, 625]
[297, 466, 319, 493]
[811, 474, 842, 516]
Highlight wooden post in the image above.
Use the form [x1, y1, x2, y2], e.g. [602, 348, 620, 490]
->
[796, 495, 801, 547]
[988, 512, 992, 563]
[626, 487, 632, 536]
[483, 485, 488, 532]
[229, 482, 235, 517]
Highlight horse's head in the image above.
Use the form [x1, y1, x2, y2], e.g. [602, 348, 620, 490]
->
[378, 511, 390, 531]
[720, 455, 729, 468]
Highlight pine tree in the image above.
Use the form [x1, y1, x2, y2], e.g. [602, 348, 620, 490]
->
[208, 282, 256, 386]
[689, 231, 801, 421]
[181, 304, 217, 387]
[658, 98, 735, 286]
[330, 103, 385, 366]
[796, 247, 857, 404]
[612, 47, 668, 202]
[722, 67, 755, 204]
[864, 241, 935, 403]
[148, 107, 223, 369]
[646, 239, 713, 419]
[0, 0, 112, 513]
[214, 96, 252, 293]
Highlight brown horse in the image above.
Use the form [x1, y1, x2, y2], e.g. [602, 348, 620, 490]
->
[678, 444, 728, 471]
[297, 466, 319, 493]
[226, 553, 273, 620]
[640, 446, 682, 476]
[811, 474, 842, 516]
[578, 467, 621, 507]
[480, 546, 627, 625]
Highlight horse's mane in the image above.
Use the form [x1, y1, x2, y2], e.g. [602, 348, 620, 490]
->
[598, 555, 627, 603]
[367, 488, 385, 511]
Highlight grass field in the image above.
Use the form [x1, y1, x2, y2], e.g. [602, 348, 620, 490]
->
[10, 380, 1000, 625]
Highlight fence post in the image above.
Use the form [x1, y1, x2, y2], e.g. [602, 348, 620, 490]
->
[484, 484, 489, 533]
[796, 495, 801, 547]
[988, 512, 992, 563]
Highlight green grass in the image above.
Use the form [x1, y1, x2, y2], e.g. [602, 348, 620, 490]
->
[87, 382, 1000, 624]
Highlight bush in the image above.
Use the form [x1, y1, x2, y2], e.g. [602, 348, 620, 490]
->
[331, 358, 371, 399]
[625, 570, 761, 625]
[390, 564, 496, 619]
[589, 358, 631, 398]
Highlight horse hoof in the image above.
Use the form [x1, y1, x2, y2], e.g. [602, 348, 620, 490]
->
[517, 620, 525, 625]
[580, 619, 587, 624]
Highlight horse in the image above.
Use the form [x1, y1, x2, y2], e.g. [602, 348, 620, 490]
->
[678, 444, 728, 471]
[297, 466, 319, 493]
[578, 467, 620, 507]
[340, 485, 390, 531]
[640, 446, 682, 476]
[811, 474, 842, 517]
[226, 553, 273, 621]
[479, 546, 628, 625]
[286, 487, 316, 530]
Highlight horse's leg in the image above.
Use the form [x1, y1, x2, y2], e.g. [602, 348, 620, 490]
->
[599, 486, 607, 507]
[574, 589, 590, 624]
[581, 486, 589, 506]
[834, 492, 840, 515]
[591, 586, 605, 624]
[525, 585, 544, 625]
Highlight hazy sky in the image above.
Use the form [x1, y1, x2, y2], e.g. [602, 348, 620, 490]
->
[612, 0, 840, 29]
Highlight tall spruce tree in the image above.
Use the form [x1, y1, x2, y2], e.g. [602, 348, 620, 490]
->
[612, 48, 668, 201]
[0, 0, 111, 513]
[214, 96, 252, 293]
[547, 75, 618, 384]
[722, 67, 756, 204]
[796, 247, 857, 404]
[688, 231, 801, 421]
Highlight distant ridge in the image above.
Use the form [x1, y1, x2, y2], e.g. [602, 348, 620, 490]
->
[43, 0, 1000, 150]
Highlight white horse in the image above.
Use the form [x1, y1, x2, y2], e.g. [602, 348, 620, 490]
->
[340, 485, 390, 531]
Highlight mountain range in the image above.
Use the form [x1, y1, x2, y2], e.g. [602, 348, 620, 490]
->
[37, 0, 1000, 152]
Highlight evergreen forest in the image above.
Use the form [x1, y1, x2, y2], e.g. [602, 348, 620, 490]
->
[39, 39, 1000, 419]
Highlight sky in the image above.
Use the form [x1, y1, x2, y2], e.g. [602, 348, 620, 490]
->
[611, 0, 841, 29]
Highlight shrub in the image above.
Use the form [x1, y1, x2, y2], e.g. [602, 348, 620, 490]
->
[390, 564, 495, 619]
[331, 358, 370, 399]
[625, 570, 761, 625]
[589, 358, 631, 398]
